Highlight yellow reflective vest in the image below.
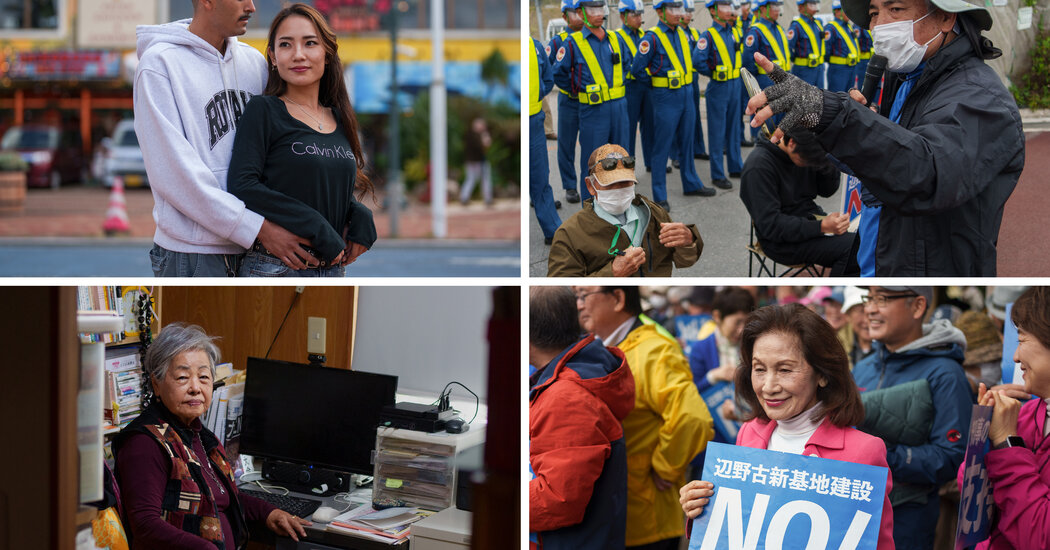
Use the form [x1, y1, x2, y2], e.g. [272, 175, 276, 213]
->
[570, 30, 626, 105]
[706, 24, 742, 81]
[529, 38, 542, 115]
[827, 19, 860, 66]
[752, 21, 791, 73]
[649, 25, 694, 88]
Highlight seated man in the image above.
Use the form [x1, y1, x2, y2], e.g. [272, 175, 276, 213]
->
[547, 144, 703, 277]
[739, 128, 859, 275]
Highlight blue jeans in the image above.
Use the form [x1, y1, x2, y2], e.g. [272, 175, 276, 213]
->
[149, 244, 241, 277]
[238, 250, 345, 277]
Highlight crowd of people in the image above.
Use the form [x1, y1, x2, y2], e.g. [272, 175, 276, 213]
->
[530, 0, 1024, 276]
[529, 285, 1049, 550]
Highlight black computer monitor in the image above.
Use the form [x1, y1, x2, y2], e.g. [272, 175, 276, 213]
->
[240, 357, 398, 476]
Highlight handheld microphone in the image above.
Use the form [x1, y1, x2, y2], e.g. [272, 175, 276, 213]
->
[860, 54, 887, 107]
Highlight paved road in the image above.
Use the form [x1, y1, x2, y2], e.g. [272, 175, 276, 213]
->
[0, 238, 520, 277]
[529, 104, 838, 277]
[529, 95, 1050, 277]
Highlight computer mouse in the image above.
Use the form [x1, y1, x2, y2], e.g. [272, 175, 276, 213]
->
[311, 506, 339, 523]
[445, 418, 468, 433]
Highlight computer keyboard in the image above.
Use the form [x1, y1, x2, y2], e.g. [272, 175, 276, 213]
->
[242, 490, 323, 518]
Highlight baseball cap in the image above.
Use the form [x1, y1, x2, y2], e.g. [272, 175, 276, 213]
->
[865, 286, 934, 304]
[842, 0, 991, 32]
[842, 286, 867, 313]
[588, 144, 638, 187]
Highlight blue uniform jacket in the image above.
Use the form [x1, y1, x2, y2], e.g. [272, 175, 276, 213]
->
[852, 323, 971, 490]
[787, 15, 825, 62]
[687, 332, 720, 394]
[553, 26, 634, 98]
[741, 16, 788, 79]
[547, 31, 569, 66]
[856, 24, 873, 54]
[630, 21, 691, 85]
[533, 38, 554, 102]
[692, 20, 739, 77]
[823, 17, 857, 61]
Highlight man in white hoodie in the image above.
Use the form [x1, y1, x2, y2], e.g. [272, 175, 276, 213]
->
[136, 0, 313, 276]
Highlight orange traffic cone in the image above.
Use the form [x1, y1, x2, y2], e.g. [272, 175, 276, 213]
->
[102, 176, 131, 236]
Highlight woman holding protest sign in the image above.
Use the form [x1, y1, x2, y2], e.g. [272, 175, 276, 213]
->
[966, 287, 1050, 550]
[679, 303, 894, 549]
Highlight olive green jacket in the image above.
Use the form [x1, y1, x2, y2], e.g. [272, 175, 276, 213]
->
[547, 195, 702, 277]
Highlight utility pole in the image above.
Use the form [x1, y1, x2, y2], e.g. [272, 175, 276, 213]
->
[430, 0, 447, 238]
[387, 3, 401, 237]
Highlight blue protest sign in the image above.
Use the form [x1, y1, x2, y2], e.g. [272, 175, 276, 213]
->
[955, 405, 994, 550]
[842, 175, 863, 222]
[701, 382, 742, 443]
[689, 442, 888, 550]
[1001, 303, 1022, 385]
[675, 314, 712, 356]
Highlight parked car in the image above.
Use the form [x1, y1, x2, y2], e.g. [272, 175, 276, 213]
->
[98, 119, 147, 188]
[0, 124, 86, 188]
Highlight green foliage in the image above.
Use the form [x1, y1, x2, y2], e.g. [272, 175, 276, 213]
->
[1012, 19, 1050, 109]
[389, 92, 519, 193]
[481, 49, 510, 87]
[0, 152, 27, 172]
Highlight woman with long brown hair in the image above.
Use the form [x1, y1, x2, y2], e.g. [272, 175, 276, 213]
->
[229, 2, 375, 276]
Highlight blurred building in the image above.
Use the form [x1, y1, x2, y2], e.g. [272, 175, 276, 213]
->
[0, 0, 519, 157]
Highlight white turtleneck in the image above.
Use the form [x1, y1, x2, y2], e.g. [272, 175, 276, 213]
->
[768, 401, 825, 455]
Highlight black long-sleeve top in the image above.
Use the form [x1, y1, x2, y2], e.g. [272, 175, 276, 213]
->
[739, 138, 839, 245]
[228, 95, 376, 261]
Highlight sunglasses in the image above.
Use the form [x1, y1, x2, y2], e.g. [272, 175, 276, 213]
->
[590, 155, 636, 172]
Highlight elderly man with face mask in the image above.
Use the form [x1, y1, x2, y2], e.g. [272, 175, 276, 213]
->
[547, 144, 703, 276]
[745, 0, 1024, 277]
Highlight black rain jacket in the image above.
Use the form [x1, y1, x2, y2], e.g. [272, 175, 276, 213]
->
[813, 34, 1024, 276]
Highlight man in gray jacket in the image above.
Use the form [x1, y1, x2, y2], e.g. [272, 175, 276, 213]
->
[744, 0, 1023, 276]
[852, 286, 971, 550]
[136, 0, 312, 276]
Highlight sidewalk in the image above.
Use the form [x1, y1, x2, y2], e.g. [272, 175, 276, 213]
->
[0, 187, 520, 241]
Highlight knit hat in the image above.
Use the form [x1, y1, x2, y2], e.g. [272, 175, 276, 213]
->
[955, 310, 1003, 366]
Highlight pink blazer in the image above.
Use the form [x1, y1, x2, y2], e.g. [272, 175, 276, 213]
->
[736, 418, 896, 550]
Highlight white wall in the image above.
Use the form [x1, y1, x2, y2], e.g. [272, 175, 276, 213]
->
[353, 287, 492, 403]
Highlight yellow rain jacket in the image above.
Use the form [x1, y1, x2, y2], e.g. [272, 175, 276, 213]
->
[615, 321, 714, 546]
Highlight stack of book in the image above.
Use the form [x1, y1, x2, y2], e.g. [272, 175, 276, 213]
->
[327, 506, 434, 544]
[77, 286, 128, 344]
[103, 347, 144, 430]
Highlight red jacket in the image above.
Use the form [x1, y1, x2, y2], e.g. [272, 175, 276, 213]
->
[529, 335, 636, 550]
[965, 397, 1050, 550]
[736, 417, 896, 550]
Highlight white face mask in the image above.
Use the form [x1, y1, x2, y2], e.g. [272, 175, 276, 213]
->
[594, 184, 636, 215]
[872, 11, 941, 73]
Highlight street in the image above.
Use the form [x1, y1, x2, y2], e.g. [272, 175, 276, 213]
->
[529, 98, 1050, 277]
[0, 238, 519, 277]
[0, 184, 520, 277]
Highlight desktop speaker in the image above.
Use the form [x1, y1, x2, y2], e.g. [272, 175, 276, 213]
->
[261, 459, 351, 495]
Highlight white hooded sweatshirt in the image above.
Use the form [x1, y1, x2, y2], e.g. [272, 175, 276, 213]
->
[134, 20, 268, 254]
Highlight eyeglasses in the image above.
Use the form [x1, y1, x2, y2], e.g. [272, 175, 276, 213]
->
[860, 293, 918, 308]
[575, 290, 607, 303]
[622, 9, 641, 16]
[590, 155, 636, 173]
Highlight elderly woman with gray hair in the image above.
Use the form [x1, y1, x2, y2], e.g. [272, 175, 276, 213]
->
[113, 323, 308, 549]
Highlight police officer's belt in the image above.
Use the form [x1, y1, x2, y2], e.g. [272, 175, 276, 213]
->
[578, 86, 627, 104]
[793, 56, 823, 67]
